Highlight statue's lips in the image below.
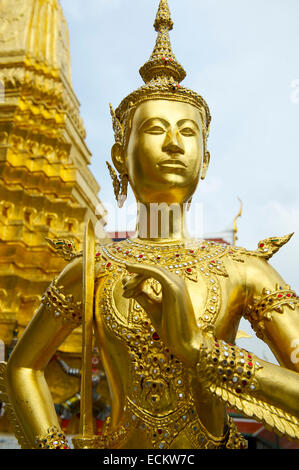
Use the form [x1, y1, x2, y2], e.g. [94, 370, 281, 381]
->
[158, 159, 187, 169]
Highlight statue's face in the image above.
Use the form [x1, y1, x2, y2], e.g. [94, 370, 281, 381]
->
[124, 99, 207, 204]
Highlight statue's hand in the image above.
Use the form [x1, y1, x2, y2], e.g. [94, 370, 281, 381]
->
[123, 262, 202, 366]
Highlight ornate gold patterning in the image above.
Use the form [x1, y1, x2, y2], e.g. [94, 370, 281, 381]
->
[1, 0, 299, 451]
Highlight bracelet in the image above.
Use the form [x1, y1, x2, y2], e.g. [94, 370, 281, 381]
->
[196, 336, 262, 395]
[42, 278, 82, 328]
[35, 426, 69, 449]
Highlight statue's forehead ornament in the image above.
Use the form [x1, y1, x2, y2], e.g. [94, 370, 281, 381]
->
[110, 0, 211, 144]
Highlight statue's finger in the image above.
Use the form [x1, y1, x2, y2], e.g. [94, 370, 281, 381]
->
[125, 262, 175, 287]
[122, 273, 147, 291]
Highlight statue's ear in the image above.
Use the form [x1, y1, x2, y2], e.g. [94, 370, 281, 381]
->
[111, 143, 126, 173]
[201, 150, 210, 180]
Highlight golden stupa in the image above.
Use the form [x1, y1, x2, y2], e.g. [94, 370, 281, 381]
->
[0, 0, 110, 431]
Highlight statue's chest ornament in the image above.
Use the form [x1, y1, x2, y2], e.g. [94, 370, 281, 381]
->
[97, 239, 233, 336]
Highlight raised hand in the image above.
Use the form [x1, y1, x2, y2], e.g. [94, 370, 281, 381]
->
[122, 261, 202, 366]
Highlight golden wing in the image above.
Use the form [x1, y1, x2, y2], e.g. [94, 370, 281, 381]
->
[209, 382, 299, 441]
[0, 362, 32, 449]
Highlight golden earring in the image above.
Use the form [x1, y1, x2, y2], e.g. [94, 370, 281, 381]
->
[106, 162, 128, 208]
[118, 173, 128, 208]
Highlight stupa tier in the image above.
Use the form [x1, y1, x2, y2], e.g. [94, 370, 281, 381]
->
[0, 0, 109, 354]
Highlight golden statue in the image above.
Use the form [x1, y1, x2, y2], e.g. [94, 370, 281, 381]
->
[1, 0, 299, 449]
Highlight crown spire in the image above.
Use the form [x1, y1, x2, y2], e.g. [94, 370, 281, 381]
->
[154, 0, 173, 32]
[114, 0, 211, 142]
[139, 0, 186, 84]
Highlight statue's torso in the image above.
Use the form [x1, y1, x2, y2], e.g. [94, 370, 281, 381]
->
[93, 238, 247, 449]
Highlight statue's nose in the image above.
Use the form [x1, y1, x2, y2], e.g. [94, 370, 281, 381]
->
[162, 130, 185, 155]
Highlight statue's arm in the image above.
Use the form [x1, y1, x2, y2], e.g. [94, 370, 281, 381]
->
[243, 256, 299, 372]
[193, 256, 299, 440]
[122, 260, 299, 442]
[6, 257, 83, 449]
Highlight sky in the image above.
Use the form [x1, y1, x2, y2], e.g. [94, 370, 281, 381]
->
[59, 0, 299, 363]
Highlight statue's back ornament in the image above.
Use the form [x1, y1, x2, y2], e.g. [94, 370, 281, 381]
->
[1, 0, 299, 449]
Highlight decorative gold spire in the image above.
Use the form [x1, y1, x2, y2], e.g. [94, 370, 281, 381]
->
[113, 0, 211, 148]
[154, 0, 174, 32]
[139, 0, 186, 84]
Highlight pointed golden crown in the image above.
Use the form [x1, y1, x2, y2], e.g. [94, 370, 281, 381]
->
[111, 0, 211, 145]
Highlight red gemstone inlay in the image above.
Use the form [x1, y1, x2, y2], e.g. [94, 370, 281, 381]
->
[152, 332, 160, 341]
[157, 429, 163, 435]
[106, 263, 111, 268]
[96, 252, 101, 257]
[139, 254, 143, 258]
[248, 362, 253, 367]
[187, 268, 192, 273]
[259, 243, 264, 248]
[277, 294, 282, 298]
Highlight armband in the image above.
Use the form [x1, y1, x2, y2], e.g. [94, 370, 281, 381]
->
[42, 278, 82, 328]
[244, 285, 298, 340]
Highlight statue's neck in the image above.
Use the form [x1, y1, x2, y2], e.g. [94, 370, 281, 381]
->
[135, 201, 191, 243]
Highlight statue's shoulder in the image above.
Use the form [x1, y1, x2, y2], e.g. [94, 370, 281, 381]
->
[225, 233, 294, 263]
[45, 238, 83, 298]
[45, 237, 129, 284]
[45, 237, 82, 262]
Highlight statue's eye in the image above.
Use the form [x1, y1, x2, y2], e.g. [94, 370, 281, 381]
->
[180, 127, 196, 137]
[145, 126, 165, 135]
